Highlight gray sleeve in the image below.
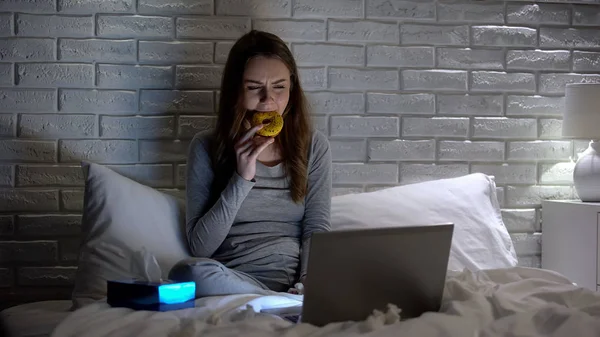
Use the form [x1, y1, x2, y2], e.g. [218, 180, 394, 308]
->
[300, 131, 333, 280]
[185, 134, 255, 258]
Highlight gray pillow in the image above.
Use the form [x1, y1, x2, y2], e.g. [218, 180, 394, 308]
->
[71, 162, 191, 309]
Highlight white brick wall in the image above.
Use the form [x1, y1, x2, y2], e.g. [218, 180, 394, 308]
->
[1, 0, 599, 305]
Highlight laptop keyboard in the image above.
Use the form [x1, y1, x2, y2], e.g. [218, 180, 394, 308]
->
[282, 314, 301, 324]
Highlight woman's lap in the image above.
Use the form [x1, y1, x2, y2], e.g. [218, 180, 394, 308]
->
[168, 257, 291, 297]
[233, 253, 297, 292]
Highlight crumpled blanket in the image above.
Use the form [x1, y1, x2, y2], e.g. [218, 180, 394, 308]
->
[51, 267, 600, 337]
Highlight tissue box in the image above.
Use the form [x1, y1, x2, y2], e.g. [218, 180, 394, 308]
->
[107, 279, 196, 312]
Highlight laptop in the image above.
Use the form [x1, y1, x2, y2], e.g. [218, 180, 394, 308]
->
[267, 223, 454, 326]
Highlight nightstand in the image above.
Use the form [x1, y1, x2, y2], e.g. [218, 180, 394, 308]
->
[541, 200, 600, 292]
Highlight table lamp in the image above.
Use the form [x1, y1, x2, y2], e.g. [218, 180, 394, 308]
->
[563, 83, 600, 202]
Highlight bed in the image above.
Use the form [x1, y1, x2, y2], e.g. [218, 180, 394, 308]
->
[50, 267, 600, 337]
[5, 268, 600, 337]
[1, 300, 72, 337]
[3, 162, 599, 337]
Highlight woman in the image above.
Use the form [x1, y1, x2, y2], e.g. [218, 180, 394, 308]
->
[168, 30, 332, 297]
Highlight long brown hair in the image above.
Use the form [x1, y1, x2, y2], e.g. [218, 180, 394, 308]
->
[211, 30, 312, 203]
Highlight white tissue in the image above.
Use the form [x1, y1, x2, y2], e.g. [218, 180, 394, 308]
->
[130, 247, 162, 283]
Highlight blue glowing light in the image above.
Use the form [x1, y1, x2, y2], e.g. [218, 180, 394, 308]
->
[158, 282, 196, 304]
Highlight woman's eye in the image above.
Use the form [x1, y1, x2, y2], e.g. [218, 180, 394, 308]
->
[274, 86, 286, 89]
[247, 86, 261, 91]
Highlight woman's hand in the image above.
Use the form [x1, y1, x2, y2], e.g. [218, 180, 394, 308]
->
[234, 124, 274, 181]
[288, 281, 305, 295]
[288, 275, 306, 294]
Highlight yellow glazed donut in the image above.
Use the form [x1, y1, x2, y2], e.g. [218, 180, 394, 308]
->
[251, 111, 284, 137]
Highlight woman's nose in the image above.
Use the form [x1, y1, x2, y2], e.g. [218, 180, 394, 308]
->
[259, 87, 274, 102]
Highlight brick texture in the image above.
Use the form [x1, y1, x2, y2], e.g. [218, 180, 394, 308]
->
[0, 0, 594, 304]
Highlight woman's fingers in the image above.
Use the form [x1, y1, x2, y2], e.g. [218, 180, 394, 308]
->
[235, 125, 264, 157]
[237, 124, 263, 145]
[236, 139, 254, 155]
[238, 136, 261, 155]
[249, 137, 274, 159]
[239, 136, 271, 152]
[242, 119, 252, 131]
[240, 137, 268, 158]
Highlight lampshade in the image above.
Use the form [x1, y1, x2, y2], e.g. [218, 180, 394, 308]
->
[563, 83, 600, 139]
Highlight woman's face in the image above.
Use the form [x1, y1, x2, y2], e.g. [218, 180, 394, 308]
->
[242, 56, 291, 116]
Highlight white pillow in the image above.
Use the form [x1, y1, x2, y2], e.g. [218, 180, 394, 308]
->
[71, 162, 191, 309]
[330, 173, 517, 271]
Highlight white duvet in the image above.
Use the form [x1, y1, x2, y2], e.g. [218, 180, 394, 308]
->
[52, 267, 600, 337]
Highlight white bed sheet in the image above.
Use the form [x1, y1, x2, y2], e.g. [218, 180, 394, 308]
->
[1, 300, 73, 337]
[50, 267, 600, 337]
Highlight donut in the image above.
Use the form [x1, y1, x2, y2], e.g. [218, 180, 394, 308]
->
[251, 111, 284, 137]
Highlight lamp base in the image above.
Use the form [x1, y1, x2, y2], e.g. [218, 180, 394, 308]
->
[573, 140, 600, 202]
